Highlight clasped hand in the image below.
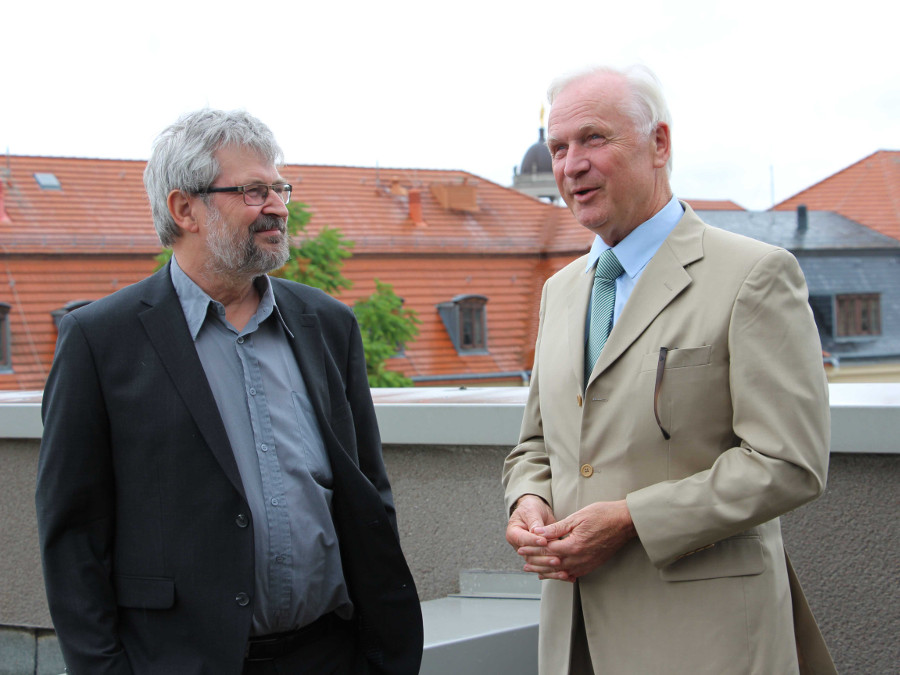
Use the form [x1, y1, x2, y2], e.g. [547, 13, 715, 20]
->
[506, 495, 637, 582]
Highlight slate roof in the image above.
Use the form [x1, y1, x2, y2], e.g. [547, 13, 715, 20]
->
[697, 208, 900, 363]
[697, 209, 900, 251]
[772, 150, 900, 242]
[799, 255, 900, 361]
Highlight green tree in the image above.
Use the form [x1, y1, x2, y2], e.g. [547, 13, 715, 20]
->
[353, 279, 420, 387]
[271, 202, 353, 294]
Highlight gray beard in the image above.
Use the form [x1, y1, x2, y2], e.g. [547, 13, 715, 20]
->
[205, 207, 290, 280]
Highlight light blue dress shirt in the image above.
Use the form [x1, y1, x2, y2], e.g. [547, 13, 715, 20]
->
[584, 196, 684, 330]
[170, 256, 351, 636]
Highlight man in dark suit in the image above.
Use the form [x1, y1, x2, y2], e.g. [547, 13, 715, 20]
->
[35, 109, 423, 674]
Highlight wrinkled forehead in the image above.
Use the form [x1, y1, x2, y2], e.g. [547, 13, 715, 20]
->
[548, 78, 637, 140]
[214, 144, 283, 182]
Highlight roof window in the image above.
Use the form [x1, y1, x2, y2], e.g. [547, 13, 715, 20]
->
[34, 173, 62, 190]
[51, 300, 93, 329]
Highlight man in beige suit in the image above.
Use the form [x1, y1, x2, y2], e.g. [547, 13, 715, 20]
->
[503, 65, 835, 674]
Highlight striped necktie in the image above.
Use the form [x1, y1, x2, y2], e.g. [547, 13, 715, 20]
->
[585, 249, 624, 385]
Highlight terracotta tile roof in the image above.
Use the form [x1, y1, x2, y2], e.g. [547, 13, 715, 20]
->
[0, 156, 159, 253]
[0, 256, 157, 390]
[772, 150, 900, 241]
[1, 156, 595, 390]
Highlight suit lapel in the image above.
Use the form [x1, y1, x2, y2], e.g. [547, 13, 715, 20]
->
[272, 283, 331, 424]
[138, 267, 246, 498]
[587, 208, 706, 385]
[566, 262, 594, 390]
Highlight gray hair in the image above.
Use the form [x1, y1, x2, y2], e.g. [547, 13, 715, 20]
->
[143, 109, 284, 247]
[547, 64, 673, 175]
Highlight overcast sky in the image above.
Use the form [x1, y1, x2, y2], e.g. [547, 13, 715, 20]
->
[3, 0, 896, 211]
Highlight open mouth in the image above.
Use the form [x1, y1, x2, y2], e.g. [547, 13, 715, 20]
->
[572, 186, 600, 202]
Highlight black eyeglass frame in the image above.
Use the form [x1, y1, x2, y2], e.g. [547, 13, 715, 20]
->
[197, 183, 292, 206]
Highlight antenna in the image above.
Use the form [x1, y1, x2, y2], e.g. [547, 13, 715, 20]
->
[769, 164, 775, 207]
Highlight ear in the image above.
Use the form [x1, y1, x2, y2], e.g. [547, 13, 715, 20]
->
[652, 122, 671, 169]
[167, 189, 202, 234]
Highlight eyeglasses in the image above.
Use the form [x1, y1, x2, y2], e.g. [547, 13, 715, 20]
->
[198, 183, 292, 206]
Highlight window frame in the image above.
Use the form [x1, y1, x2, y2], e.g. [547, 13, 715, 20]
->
[0, 302, 11, 372]
[437, 294, 489, 355]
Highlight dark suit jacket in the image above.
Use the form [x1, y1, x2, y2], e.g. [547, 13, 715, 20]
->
[36, 265, 423, 675]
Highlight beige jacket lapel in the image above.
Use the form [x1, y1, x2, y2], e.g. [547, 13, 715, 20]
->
[566, 260, 594, 390]
[587, 207, 706, 387]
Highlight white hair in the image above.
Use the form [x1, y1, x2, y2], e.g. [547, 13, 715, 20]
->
[547, 64, 673, 175]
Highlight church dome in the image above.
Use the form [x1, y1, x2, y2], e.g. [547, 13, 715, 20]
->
[520, 128, 552, 175]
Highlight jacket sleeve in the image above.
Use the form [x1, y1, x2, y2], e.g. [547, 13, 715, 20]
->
[35, 314, 134, 674]
[626, 248, 831, 567]
[502, 280, 554, 514]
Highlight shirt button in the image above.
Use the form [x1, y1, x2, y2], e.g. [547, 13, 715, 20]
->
[275, 555, 285, 563]
[235, 514, 249, 528]
[271, 497, 278, 506]
[580, 464, 594, 477]
[235, 592, 250, 607]
[260, 444, 268, 452]
[237, 337, 244, 344]
[249, 388, 256, 396]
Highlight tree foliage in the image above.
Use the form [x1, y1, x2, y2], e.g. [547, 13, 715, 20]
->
[270, 202, 353, 294]
[353, 280, 421, 388]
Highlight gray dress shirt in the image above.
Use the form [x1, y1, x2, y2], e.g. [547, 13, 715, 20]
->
[170, 257, 352, 635]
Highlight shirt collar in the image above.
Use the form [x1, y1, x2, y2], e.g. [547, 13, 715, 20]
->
[169, 255, 290, 339]
[584, 195, 684, 278]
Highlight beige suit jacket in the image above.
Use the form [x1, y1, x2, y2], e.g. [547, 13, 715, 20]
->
[504, 206, 835, 674]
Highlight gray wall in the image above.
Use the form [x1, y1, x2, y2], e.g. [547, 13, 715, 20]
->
[3, 400, 899, 673]
[780, 453, 899, 674]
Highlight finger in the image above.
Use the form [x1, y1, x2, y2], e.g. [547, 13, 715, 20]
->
[523, 561, 561, 575]
[508, 528, 548, 548]
[520, 554, 560, 568]
[533, 519, 570, 540]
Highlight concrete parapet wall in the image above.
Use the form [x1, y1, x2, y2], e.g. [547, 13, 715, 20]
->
[2, 385, 898, 673]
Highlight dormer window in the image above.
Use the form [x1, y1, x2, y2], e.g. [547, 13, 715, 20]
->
[51, 300, 93, 329]
[437, 295, 488, 354]
[809, 293, 881, 341]
[0, 302, 11, 372]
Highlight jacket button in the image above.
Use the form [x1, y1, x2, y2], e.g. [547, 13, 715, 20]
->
[580, 464, 594, 477]
[576, 395, 583, 407]
[235, 514, 249, 528]
[235, 592, 250, 607]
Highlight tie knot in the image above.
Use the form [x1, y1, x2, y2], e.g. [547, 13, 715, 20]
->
[595, 249, 624, 281]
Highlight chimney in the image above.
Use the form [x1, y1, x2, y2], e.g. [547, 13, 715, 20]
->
[796, 204, 808, 233]
[0, 180, 11, 223]
[408, 189, 426, 227]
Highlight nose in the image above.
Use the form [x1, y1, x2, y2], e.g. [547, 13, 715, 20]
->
[563, 146, 590, 178]
[261, 188, 290, 218]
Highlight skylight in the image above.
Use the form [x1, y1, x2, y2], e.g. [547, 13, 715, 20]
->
[33, 173, 62, 190]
